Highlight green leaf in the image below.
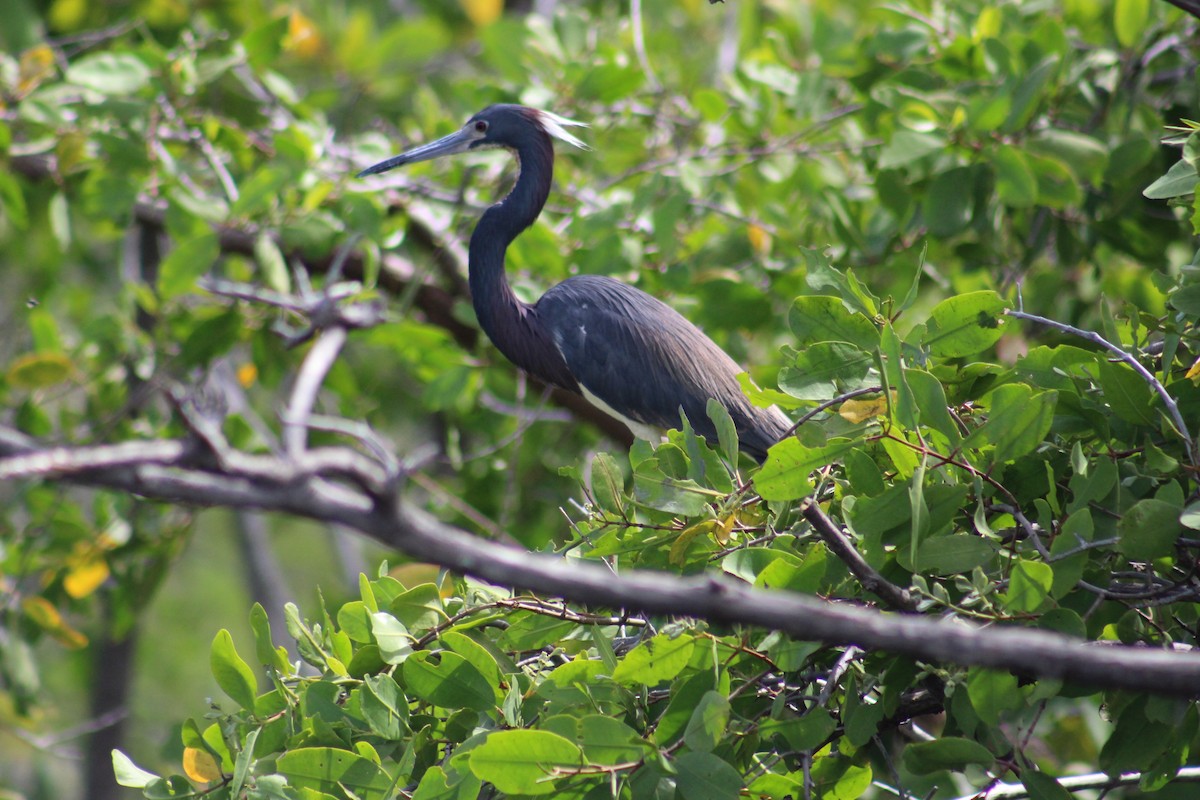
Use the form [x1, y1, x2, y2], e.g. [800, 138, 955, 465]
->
[967, 668, 1023, 725]
[254, 234, 291, 294]
[112, 750, 160, 788]
[916, 534, 996, 576]
[924, 291, 1009, 358]
[755, 438, 860, 501]
[370, 612, 413, 664]
[361, 674, 408, 740]
[232, 165, 293, 217]
[210, 629, 258, 711]
[683, 691, 731, 753]
[779, 342, 875, 401]
[541, 714, 645, 765]
[788, 296, 878, 350]
[706, 397, 739, 466]
[1117, 499, 1183, 560]
[1096, 361, 1156, 427]
[66, 52, 151, 94]
[611, 634, 695, 686]
[760, 709, 837, 751]
[1023, 770, 1074, 800]
[159, 233, 219, 300]
[673, 751, 743, 800]
[402, 650, 496, 712]
[1003, 559, 1053, 613]
[992, 145, 1038, 207]
[1099, 701, 1173, 774]
[249, 603, 290, 674]
[389, 583, 446, 633]
[902, 737, 995, 774]
[1027, 130, 1108, 186]
[590, 451, 625, 514]
[1114, 0, 1150, 48]
[0, 171, 29, 229]
[960, 384, 1057, 465]
[1144, 159, 1198, 200]
[878, 130, 947, 170]
[276, 748, 394, 800]
[467, 730, 582, 795]
[923, 167, 976, 237]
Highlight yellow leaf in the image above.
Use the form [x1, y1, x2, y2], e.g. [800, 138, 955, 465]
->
[64, 556, 109, 599]
[839, 395, 889, 423]
[183, 747, 223, 783]
[6, 352, 73, 389]
[18, 45, 56, 97]
[461, 0, 503, 26]
[714, 514, 736, 546]
[22, 596, 88, 648]
[285, 10, 325, 59]
[747, 224, 772, 256]
[669, 520, 715, 566]
[237, 362, 258, 388]
[1186, 355, 1200, 382]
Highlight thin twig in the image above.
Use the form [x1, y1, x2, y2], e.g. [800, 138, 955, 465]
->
[1006, 308, 1197, 467]
[800, 500, 918, 611]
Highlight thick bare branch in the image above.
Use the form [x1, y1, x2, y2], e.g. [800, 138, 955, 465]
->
[3, 423, 1200, 697]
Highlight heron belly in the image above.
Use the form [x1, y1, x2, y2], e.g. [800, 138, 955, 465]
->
[579, 385, 663, 442]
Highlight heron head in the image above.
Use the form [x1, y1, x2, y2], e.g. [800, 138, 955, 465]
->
[356, 105, 587, 179]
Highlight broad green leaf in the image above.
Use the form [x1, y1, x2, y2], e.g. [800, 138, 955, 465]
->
[788, 296, 878, 350]
[370, 612, 413, 664]
[412, 765, 482, 800]
[967, 668, 1023, 725]
[1023, 770, 1074, 800]
[760, 709, 837, 751]
[590, 451, 625, 514]
[683, 691, 731, 753]
[673, 751, 743, 800]
[1028, 152, 1083, 208]
[402, 650, 495, 712]
[112, 750, 159, 788]
[1096, 361, 1156, 427]
[1099, 701, 1173, 774]
[467, 730, 581, 795]
[902, 737, 995, 774]
[541, 714, 645, 765]
[159, 233, 219, 300]
[961, 384, 1057, 465]
[904, 369, 960, 445]
[232, 165, 293, 217]
[276, 748, 393, 800]
[706, 398, 740, 467]
[210, 629, 258, 711]
[611, 634, 695, 686]
[756, 438, 860, 501]
[1114, 0, 1150, 48]
[361, 674, 408, 740]
[923, 167, 976, 237]
[924, 291, 1008, 358]
[66, 52, 151, 94]
[878, 130, 947, 169]
[1003, 559, 1053, 613]
[992, 144, 1038, 207]
[1117, 499, 1183, 560]
[779, 342, 875, 401]
[439, 631, 503, 694]
[249, 603, 290, 674]
[254, 233, 291, 294]
[389, 583, 446, 633]
[632, 460, 712, 515]
[915, 534, 995, 576]
[1027, 129, 1108, 185]
[1144, 159, 1198, 200]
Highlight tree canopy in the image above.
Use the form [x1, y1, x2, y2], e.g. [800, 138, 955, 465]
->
[2, 1, 1200, 799]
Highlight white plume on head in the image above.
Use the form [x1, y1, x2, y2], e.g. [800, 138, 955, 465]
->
[534, 109, 590, 150]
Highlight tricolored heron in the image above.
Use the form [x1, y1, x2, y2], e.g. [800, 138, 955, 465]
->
[357, 104, 790, 462]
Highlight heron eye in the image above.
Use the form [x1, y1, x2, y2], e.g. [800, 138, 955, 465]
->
[474, 120, 488, 134]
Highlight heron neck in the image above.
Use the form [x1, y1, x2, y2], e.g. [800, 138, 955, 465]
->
[468, 136, 553, 335]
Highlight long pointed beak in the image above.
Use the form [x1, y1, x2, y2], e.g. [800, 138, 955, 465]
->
[356, 127, 477, 178]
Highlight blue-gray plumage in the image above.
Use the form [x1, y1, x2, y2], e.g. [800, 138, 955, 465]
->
[357, 104, 791, 462]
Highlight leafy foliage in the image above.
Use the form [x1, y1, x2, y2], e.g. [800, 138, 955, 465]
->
[2, 0, 1200, 799]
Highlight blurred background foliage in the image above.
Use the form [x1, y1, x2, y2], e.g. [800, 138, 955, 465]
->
[0, 0, 1197, 797]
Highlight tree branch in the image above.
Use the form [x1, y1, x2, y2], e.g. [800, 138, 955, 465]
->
[4, 423, 1200, 697]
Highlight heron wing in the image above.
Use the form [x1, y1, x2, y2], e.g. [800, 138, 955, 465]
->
[535, 275, 789, 460]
